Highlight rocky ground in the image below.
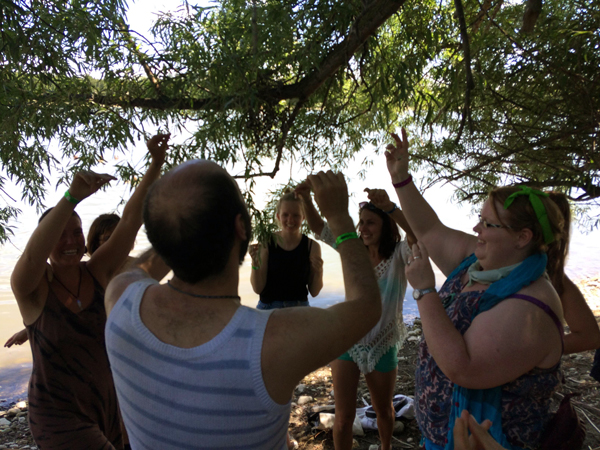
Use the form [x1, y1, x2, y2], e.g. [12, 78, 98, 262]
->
[2, 276, 599, 450]
[0, 401, 33, 449]
[287, 326, 600, 450]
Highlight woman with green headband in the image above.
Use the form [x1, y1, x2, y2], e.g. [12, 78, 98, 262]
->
[384, 129, 574, 450]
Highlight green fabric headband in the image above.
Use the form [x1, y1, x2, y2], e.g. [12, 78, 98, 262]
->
[503, 186, 554, 244]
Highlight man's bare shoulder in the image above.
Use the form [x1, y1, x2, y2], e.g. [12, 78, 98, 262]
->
[105, 269, 151, 315]
[262, 306, 338, 354]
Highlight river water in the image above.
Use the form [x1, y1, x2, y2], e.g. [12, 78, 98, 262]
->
[1, 162, 599, 405]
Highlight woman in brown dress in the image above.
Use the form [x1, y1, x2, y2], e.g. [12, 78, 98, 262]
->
[6, 214, 134, 349]
[10, 134, 169, 449]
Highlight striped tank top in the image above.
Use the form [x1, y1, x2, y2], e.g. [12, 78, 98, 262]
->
[105, 278, 291, 449]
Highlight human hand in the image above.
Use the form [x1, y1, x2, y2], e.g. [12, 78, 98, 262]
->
[4, 329, 28, 348]
[68, 170, 117, 202]
[405, 241, 436, 289]
[305, 171, 350, 226]
[146, 133, 170, 166]
[384, 128, 410, 184]
[364, 188, 394, 212]
[294, 182, 313, 204]
[249, 244, 260, 265]
[454, 410, 505, 450]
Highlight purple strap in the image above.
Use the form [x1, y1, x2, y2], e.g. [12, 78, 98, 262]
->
[511, 294, 564, 353]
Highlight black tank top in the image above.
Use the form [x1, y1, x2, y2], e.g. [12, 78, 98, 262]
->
[259, 234, 312, 303]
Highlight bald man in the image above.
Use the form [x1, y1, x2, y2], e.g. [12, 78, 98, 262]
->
[104, 160, 381, 450]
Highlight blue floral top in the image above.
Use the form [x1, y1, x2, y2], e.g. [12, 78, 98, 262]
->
[415, 265, 562, 449]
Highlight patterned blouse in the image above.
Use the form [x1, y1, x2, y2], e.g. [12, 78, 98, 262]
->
[414, 264, 562, 449]
[318, 223, 409, 373]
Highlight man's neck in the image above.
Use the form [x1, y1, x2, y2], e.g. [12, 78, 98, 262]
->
[169, 264, 240, 300]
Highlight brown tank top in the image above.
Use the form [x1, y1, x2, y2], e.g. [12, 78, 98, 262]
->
[26, 264, 123, 450]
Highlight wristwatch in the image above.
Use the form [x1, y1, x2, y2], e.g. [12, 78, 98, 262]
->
[413, 287, 437, 301]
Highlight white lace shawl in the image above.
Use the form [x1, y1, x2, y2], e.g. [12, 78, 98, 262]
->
[318, 223, 410, 373]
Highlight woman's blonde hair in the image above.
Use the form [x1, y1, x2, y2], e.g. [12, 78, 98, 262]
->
[275, 189, 302, 215]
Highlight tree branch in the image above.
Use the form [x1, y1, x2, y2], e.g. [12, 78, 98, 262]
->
[70, 0, 406, 112]
[233, 99, 306, 180]
[481, 3, 592, 84]
[453, 0, 475, 144]
[117, 22, 162, 96]
[271, 0, 406, 101]
[521, 0, 542, 33]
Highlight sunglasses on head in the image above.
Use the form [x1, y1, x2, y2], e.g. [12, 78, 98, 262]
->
[359, 202, 379, 211]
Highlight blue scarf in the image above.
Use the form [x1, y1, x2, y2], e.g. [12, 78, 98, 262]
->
[442, 252, 548, 450]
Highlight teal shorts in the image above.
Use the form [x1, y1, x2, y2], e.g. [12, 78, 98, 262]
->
[337, 344, 399, 373]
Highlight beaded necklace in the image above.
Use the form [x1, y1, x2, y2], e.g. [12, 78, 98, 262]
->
[166, 281, 240, 301]
[53, 266, 83, 310]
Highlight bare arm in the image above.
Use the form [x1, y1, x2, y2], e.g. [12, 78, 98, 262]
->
[406, 241, 563, 389]
[88, 134, 169, 287]
[10, 171, 116, 324]
[295, 182, 325, 237]
[249, 243, 269, 294]
[307, 241, 323, 297]
[385, 130, 476, 275]
[561, 275, 600, 354]
[11, 199, 76, 304]
[262, 171, 381, 404]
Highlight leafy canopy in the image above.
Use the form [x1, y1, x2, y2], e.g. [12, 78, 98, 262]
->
[0, 0, 598, 241]
[408, 0, 599, 228]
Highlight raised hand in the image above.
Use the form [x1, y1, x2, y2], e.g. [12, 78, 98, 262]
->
[384, 128, 410, 183]
[249, 243, 261, 266]
[294, 180, 325, 236]
[68, 170, 117, 203]
[294, 181, 312, 203]
[146, 133, 170, 166]
[305, 171, 349, 224]
[364, 188, 394, 212]
[405, 241, 436, 289]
